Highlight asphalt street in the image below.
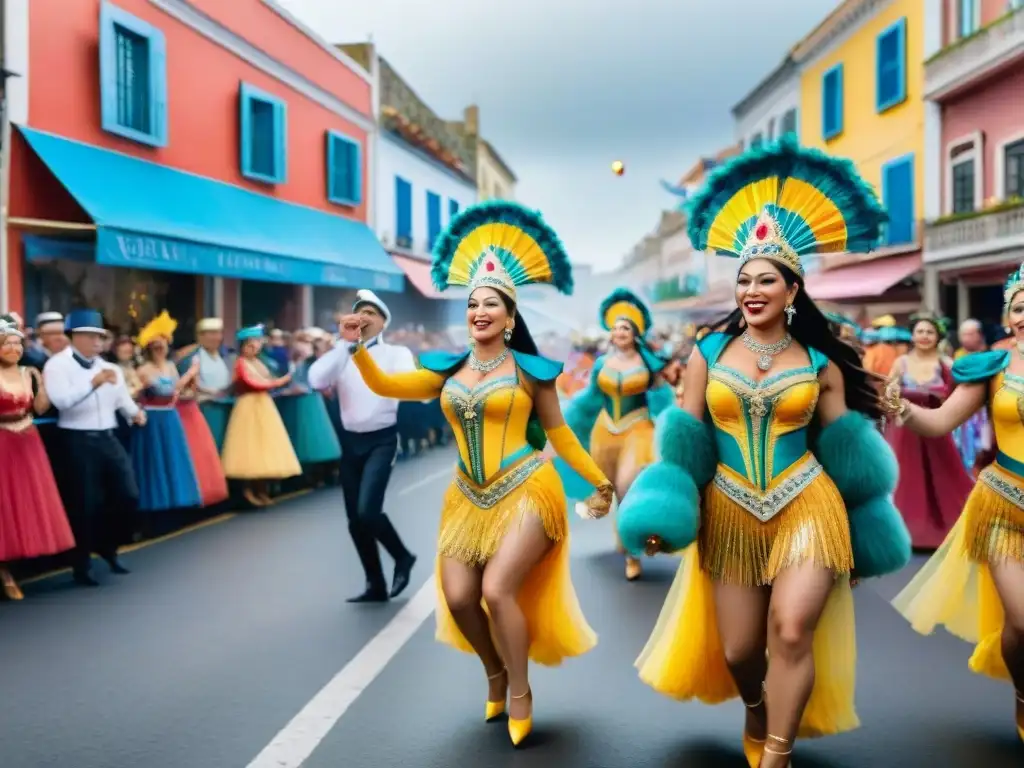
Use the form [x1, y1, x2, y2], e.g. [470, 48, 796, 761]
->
[1, 445, 1021, 768]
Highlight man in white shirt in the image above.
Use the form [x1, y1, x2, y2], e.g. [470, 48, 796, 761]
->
[43, 309, 147, 587]
[308, 290, 417, 603]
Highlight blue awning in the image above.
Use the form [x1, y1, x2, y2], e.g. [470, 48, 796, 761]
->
[16, 126, 403, 292]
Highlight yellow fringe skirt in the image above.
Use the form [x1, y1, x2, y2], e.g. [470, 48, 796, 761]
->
[892, 464, 1023, 683]
[221, 392, 302, 480]
[636, 466, 860, 737]
[591, 413, 654, 552]
[434, 459, 597, 666]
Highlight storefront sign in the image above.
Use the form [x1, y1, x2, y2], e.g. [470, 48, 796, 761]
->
[93, 228, 404, 292]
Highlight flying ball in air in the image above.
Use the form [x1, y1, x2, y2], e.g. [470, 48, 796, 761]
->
[611, 160, 625, 176]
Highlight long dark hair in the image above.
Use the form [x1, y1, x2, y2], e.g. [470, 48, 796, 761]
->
[497, 292, 540, 356]
[715, 263, 882, 420]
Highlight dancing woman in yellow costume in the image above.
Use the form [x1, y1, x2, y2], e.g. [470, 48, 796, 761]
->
[558, 288, 673, 581]
[343, 200, 614, 747]
[888, 262, 1024, 745]
[615, 137, 911, 767]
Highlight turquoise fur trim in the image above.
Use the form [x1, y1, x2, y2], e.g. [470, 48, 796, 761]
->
[847, 497, 912, 578]
[638, 343, 668, 374]
[510, 350, 563, 382]
[616, 462, 700, 556]
[654, 407, 717, 487]
[419, 349, 469, 375]
[646, 383, 675, 419]
[598, 287, 653, 333]
[686, 135, 888, 259]
[952, 349, 1011, 384]
[814, 412, 898, 507]
[430, 200, 574, 295]
[696, 332, 731, 366]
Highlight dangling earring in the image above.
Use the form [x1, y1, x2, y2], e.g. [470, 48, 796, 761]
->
[784, 304, 796, 326]
[503, 326, 513, 343]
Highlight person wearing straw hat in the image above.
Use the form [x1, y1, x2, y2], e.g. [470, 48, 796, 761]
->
[43, 309, 146, 587]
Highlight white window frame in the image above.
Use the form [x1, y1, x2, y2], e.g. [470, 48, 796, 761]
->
[995, 130, 1024, 202]
[944, 131, 984, 214]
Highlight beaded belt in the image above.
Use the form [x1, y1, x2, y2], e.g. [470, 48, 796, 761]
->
[979, 463, 1024, 511]
[712, 454, 823, 522]
[598, 407, 651, 436]
[454, 454, 545, 509]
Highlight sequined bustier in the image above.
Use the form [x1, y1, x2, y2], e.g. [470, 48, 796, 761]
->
[141, 374, 177, 406]
[0, 369, 34, 432]
[596, 363, 652, 432]
[441, 373, 542, 506]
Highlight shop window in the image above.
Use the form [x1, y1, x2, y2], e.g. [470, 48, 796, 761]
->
[449, 198, 460, 220]
[822, 64, 844, 140]
[876, 18, 907, 113]
[395, 176, 412, 248]
[427, 191, 442, 250]
[239, 83, 287, 184]
[949, 140, 978, 214]
[780, 108, 798, 139]
[959, 0, 979, 37]
[326, 130, 361, 206]
[1004, 139, 1024, 199]
[881, 154, 915, 245]
[99, 1, 168, 147]
[766, 118, 776, 142]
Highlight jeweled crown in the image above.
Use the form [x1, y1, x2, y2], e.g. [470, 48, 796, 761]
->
[739, 209, 804, 277]
[467, 248, 517, 302]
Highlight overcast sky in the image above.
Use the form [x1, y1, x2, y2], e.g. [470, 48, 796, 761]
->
[281, 0, 828, 271]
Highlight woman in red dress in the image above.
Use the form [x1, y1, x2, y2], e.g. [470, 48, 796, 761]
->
[0, 319, 76, 600]
[885, 312, 975, 548]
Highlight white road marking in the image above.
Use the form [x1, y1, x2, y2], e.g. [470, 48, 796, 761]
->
[246, 576, 438, 767]
[395, 466, 451, 496]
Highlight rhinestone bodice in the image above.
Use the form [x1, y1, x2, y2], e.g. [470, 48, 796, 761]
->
[596, 363, 651, 424]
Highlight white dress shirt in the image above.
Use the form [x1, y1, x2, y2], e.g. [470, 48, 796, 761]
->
[307, 337, 417, 433]
[43, 347, 141, 430]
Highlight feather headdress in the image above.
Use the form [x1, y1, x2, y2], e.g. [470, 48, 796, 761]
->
[599, 288, 653, 336]
[136, 310, 177, 349]
[430, 200, 573, 302]
[686, 135, 888, 278]
[1005, 262, 1024, 310]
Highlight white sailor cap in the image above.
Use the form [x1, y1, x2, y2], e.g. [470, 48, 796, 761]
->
[353, 289, 391, 328]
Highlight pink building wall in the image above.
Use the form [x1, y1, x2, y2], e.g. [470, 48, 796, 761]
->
[942, 0, 1017, 46]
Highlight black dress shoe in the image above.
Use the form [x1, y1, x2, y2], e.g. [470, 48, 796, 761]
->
[73, 571, 100, 587]
[346, 586, 389, 603]
[390, 554, 417, 598]
[104, 557, 130, 575]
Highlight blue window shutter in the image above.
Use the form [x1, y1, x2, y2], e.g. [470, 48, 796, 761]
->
[149, 27, 168, 147]
[822, 64, 844, 140]
[882, 155, 915, 245]
[99, 4, 119, 135]
[449, 199, 459, 219]
[427, 191, 441, 248]
[326, 131, 362, 206]
[273, 100, 287, 183]
[239, 85, 253, 177]
[395, 177, 412, 242]
[347, 137, 362, 205]
[876, 18, 907, 113]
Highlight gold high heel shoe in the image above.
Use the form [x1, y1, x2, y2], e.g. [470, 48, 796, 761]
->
[625, 557, 642, 581]
[742, 684, 766, 768]
[1, 572, 23, 601]
[485, 667, 507, 722]
[763, 734, 792, 767]
[507, 688, 532, 747]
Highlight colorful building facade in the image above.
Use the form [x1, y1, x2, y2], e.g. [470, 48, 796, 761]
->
[920, 0, 1024, 327]
[0, 0, 399, 338]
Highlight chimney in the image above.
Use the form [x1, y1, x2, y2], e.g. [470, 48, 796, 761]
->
[463, 104, 479, 137]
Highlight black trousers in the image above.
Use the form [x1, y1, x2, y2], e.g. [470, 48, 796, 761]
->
[338, 425, 410, 589]
[56, 429, 140, 573]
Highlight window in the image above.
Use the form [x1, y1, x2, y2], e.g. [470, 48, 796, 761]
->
[881, 154, 915, 245]
[1004, 139, 1024, 199]
[427, 191, 442, 250]
[822, 64, 844, 140]
[99, 2, 167, 147]
[395, 176, 412, 248]
[959, 0, 979, 37]
[950, 141, 977, 214]
[326, 130, 361, 206]
[750, 132, 764, 148]
[767, 118, 776, 142]
[449, 198, 460, 220]
[876, 18, 907, 113]
[239, 83, 287, 184]
[780, 108, 798, 138]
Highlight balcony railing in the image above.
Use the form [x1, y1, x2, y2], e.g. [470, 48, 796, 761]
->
[924, 202, 1024, 263]
[925, 9, 1024, 99]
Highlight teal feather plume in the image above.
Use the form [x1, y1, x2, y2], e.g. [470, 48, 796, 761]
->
[430, 200, 574, 296]
[686, 135, 888, 261]
[598, 287, 653, 333]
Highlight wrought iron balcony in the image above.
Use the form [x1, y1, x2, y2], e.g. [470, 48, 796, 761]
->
[923, 202, 1024, 263]
[925, 9, 1024, 100]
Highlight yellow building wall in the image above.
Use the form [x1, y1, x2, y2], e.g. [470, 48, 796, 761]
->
[799, 0, 925, 220]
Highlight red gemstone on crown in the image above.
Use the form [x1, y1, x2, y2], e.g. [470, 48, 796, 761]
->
[486, 261, 495, 272]
[755, 223, 769, 240]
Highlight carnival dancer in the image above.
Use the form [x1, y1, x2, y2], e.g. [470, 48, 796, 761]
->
[558, 288, 673, 581]
[884, 312, 973, 549]
[0, 319, 76, 600]
[887, 265, 1024, 746]
[220, 325, 300, 506]
[176, 318, 233, 452]
[344, 200, 614, 747]
[615, 137, 911, 768]
[307, 290, 416, 603]
[43, 309, 146, 587]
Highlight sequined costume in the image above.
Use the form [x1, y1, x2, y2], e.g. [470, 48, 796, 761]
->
[615, 136, 909, 741]
[893, 347, 1020, 683]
